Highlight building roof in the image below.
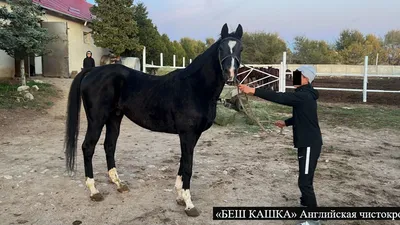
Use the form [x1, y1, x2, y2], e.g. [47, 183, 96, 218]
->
[33, 0, 93, 21]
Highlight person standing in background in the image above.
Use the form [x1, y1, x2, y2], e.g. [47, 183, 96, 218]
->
[83, 51, 95, 69]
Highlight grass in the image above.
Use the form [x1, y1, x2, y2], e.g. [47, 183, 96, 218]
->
[222, 98, 400, 132]
[225, 100, 291, 133]
[0, 79, 60, 110]
[318, 104, 400, 130]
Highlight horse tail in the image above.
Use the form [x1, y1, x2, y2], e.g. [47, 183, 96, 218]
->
[64, 68, 92, 174]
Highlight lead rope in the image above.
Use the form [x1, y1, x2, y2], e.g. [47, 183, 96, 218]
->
[234, 65, 268, 133]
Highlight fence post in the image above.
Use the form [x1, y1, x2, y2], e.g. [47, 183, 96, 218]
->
[160, 53, 163, 67]
[183, 57, 185, 67]
[283, 51, 287, 93]
[173, 55, 176, 67]
[142, 46, 146, 73]
[363, 56, 368, 103]
[279, 62, 283, 92]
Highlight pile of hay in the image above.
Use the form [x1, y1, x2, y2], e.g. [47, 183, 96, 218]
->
[214, 103, 238, 126]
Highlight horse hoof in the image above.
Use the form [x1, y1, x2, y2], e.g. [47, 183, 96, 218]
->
[185, 207, 200, 217]
[176, 198, 185, 206]
[90, 193, 104, 201]
[117, 184, 129, 193]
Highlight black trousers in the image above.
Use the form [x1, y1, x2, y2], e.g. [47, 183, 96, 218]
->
[297, 145, 321, 208]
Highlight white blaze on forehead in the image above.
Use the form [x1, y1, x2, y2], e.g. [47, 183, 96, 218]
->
[228, 40, 237, 53]
[228, 40, 237, 73]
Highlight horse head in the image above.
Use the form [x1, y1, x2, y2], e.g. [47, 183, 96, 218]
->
[217, 23, 243, 83]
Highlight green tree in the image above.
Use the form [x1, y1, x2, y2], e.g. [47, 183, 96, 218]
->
[337, 33, 388, 65]
[90, 0, 140, 56]
[384, 30, 400, 46]
[241, 32, 287, 64]
[0, 0, 56, 85]
[180, 37, 195, 61]
[205, 37, 215, 47]
[193, 40, 206, 59]
[386, 47, 400, 65]
[179, 37, 206, 62]
[340, 42, 366, 64]
[124, 2, 163, 64]
[292, 36, 340, 64]
[171, 41, 185, 66]
[336, 29, 365, 51]
[159, 34, 174, 66]
[364, 34, 387, 65]
[384, 30, 400, 65]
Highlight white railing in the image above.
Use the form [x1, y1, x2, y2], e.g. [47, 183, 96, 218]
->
[142, 46, 191, 73]
[142, 46, 399, 103]
[285, 56, 400, 102]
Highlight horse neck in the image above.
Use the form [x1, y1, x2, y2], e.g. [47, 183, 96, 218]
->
[185, 46, 226, 101]
[200, 56, 226, 100]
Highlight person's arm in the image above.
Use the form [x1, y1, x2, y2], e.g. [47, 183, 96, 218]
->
[254, 88, 306, 107]
[91, 58, 95, 67]
[284, 117, 294, 126]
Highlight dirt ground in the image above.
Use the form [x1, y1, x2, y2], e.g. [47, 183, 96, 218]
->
[1, 78, 400, 225]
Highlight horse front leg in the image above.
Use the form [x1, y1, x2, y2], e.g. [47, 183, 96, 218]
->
[176, 132, 201, 217]
[175, 159, 185, 206]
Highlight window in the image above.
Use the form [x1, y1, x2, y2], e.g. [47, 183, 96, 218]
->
[83, 31, 91, 44]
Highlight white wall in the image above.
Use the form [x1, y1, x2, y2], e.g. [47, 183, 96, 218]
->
[0, 1, 109, 78]
[41, 13, 109, 76]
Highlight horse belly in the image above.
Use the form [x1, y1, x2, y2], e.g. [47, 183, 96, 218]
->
[123, 108, 177, 134]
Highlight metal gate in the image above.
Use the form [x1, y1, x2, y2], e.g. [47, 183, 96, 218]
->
[41, 22, 69, 77]
[236, 65, 281, 91]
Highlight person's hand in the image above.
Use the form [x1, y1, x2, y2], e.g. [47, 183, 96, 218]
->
[275, 120, 286, 128]
[238, 84, 255, 95]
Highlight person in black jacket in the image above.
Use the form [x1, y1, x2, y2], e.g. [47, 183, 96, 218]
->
[83, 51, 95, 69]
[239, 65, 323, 211]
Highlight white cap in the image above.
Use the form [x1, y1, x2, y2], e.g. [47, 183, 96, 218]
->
[297, 65, 316, 83]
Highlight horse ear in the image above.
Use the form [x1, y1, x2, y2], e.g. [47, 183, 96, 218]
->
[221, 23, 229, 38]
[235, 24, 243, 39]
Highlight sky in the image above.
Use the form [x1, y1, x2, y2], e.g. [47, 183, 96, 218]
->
[87, 0, 399, 46]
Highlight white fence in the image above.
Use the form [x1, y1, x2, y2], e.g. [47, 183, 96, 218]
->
[287, 56, 400, 102]
[142, 46, 192, 73]
[142, 46, 400, 103]
[241, 55, 400, 103]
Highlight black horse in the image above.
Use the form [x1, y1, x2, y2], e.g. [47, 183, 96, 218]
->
[64, 23, 243, 217]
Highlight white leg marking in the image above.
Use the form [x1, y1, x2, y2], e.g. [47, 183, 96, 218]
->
[109, 167, 122, 188]
[182, 189, 195, 210]
[305, 147, 310, 175]
[175, 175, 183, 202]
[86, 178, 100, 196]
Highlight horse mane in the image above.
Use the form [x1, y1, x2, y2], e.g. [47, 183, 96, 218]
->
[172, 32, 238, 78]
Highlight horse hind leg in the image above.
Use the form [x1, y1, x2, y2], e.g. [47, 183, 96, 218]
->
[104, 112, 128, 193]
[82, 122, 104, 201]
